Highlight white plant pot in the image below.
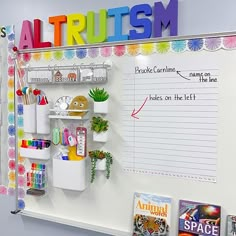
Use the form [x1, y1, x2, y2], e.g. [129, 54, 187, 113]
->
[94, 100, 108, 114]
[96, 158, 106, 171]
[93, 131, 108, 142]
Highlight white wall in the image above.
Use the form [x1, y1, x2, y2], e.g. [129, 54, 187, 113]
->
[1, 0, 236, 235]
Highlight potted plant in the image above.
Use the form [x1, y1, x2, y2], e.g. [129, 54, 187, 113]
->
[91, 116, 108, 142]
[88, 87, 109, 114]
[89, 150, 113, 183]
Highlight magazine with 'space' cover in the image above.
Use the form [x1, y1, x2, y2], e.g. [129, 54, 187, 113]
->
[178, 199, 221, 236]
[133, 192, 171, 236]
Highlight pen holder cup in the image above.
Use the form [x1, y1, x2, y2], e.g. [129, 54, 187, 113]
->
[23, 104, 36, 133]
[37, 104, 50, 134]
[53, 158, 87, 191]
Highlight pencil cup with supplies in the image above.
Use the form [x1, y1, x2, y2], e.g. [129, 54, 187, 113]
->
[16, 87, 50, 134]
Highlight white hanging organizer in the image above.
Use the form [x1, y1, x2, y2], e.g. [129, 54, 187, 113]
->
[24, 62, 111, 85]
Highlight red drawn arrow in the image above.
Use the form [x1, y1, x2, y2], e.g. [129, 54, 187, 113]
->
[131, 97, 148, 119]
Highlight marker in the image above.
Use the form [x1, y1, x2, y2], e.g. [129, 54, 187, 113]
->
[21, 140, 28, 148]
[38, 141, 42, 149]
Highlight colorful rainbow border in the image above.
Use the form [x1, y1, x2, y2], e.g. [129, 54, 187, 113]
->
[0, 25, 16, 195]
[18, 36, 236, 64]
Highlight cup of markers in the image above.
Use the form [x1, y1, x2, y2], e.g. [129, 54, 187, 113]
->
[20, 139, 51, 160]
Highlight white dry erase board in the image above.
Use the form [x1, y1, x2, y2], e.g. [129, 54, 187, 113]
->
[12, 33, 236, 235]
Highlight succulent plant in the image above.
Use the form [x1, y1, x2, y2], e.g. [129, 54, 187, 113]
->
[88, 87, 109, 102]
[88, 150, 113, 183]
[90, 116, 108, 133]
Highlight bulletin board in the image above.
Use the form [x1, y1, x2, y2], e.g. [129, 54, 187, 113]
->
[11, 33, 236, 235]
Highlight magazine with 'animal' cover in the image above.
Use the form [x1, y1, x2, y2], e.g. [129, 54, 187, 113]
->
[133, 192, 171, 236]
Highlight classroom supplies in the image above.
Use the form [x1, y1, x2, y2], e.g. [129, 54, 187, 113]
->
[16, 87, 35, 105]
[76, 127, 87, 157]
[68, 146, 84, 161]
[63, 128, 70, 146]
[21, 139, 51, 149]
[68, 134, 77, 146]
[60, 148, 69, 160]
[52, 128, 60, 145]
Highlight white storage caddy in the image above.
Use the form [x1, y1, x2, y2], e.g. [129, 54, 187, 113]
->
[53, 158, 87, 191]
[20, 147, 51, 160]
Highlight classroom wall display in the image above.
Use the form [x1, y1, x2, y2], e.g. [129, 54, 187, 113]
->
[11, 33, 236, 235]
[0, 25, 16, 196]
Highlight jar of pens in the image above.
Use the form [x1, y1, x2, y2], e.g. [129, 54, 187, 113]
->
[16, 87, 50, 134]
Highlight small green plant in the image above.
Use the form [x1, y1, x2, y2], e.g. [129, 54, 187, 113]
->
[91, 116, 108, 133]
[89, 150, 113, 183]
[88, 87, 109, 102]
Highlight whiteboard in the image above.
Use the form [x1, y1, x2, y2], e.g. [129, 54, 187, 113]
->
[122, 51, 218, 182]
[13, 34, 236, 235]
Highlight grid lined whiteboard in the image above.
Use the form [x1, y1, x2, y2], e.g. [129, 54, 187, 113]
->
[122, 52, 218, 182]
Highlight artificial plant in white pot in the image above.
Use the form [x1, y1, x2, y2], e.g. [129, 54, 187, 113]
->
[91, 116, 109, 142]
[89, 150, 113, 183]
[88, 87, 109, 114]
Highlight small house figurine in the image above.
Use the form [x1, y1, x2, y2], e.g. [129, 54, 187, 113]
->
[67, 72, 77, 82]
[54, 70, 63, 82]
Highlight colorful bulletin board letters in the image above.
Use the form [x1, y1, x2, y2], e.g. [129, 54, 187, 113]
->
[19, 0, 178, 49]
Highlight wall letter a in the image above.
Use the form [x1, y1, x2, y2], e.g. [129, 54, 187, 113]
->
[19, 20, 34, 49]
